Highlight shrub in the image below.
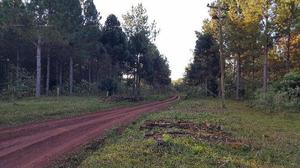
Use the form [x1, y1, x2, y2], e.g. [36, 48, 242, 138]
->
[1, 67, 35, 100]
[74, 80, 98, 96]
[274, 71, 300, 98]
[254, 71, 300, 112]
[99, 78, 119, 96]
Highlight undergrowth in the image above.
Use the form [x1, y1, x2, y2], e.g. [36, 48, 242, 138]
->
[79, 98, 300, 168]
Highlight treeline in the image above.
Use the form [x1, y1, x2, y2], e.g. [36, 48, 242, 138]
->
[0, 1, 171, 98]
[184, 0, 300, 110]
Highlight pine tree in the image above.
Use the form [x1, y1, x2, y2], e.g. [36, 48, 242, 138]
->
[53, 0, 84, 95]
[28, 0, 51, 97]
[82, 0, 101, 90]
[184, 32, 220, 96]
[123, 3, 159, 97]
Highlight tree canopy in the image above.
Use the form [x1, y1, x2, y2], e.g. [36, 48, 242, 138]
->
[184, 0, 300, 101]
[0, 1, 171, 98]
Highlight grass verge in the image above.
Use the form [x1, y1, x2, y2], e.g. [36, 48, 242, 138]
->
[78, 98, 300, 168]
[0, 96, 134, 126]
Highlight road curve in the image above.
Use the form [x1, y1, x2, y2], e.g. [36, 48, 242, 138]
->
[0, 96, 179, 168]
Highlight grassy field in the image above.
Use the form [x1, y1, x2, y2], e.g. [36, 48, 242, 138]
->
[0, 96, 135, 126]
[78, 98, 300, 168]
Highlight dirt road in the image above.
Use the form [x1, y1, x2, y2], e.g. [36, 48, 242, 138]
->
[0, 96, 178, 168]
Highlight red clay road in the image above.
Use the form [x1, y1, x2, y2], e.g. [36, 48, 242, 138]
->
[0, 96, 179, 168]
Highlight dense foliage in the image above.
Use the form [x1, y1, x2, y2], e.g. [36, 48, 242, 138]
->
[184, 32, 220, 97]
[0, 1, 171, 98]
[183, 0, 300, 110]
[254, 71, 300, 111]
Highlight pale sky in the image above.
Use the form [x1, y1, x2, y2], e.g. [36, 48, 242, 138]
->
[94, 0, 212, 80]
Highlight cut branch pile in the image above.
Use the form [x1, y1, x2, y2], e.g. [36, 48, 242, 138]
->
[140, 120, 248, 149]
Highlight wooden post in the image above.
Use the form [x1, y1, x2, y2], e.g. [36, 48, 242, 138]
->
[207, 3, 228, 110]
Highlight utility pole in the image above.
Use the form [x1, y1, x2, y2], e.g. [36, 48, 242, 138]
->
[207, 2, 228, 110]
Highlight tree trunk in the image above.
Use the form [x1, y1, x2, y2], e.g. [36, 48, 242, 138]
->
[56, 60, 58, 86]
[35, 35, 42, 97]
[16, 48, 20, 82]
[69, 56, 74, 95]
[236, 54, 241, 100]
[205, 78, 208, 96]
[286, 1, 296, 73]
[79, 61, 82, 83]
[286, 31, 291, 72]
[137, 74, 141, 96]
[252, 54, 255, 92]
[58, 62, 63, 96]
[55, 60, 59, 97]
[88, 59, 92, 91]
[263, 50, 269, 93]
[133, 70, 137, 97]
[263, 12, 269, 94]
[96, 60, 100, 90]
[263, 47, 269, 94]
[135, 54, 141, 98]
[46, 50, 50, 96]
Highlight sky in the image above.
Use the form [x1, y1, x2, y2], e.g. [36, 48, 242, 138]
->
[94, 0, 212, 80]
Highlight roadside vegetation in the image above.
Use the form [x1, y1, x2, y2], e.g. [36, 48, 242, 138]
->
[78, 98, 300, 168]
[0, 93, 172, 127]
[0, 96, 133, 126]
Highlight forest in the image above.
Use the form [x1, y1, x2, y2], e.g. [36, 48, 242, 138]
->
[0, 0, 300, 167]
[0, 0, 171, 99]
[182, 0, 300, 111]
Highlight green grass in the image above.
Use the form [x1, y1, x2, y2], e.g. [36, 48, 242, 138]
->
[79, 98, 300, 168]
[0, 96, 134, 126]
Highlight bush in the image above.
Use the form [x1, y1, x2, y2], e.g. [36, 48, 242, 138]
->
[179, 86, 218, 99]
[100, 78, 119, 96]
[274, 71, 300, 98]
[73, 80, 98, 96]
[1, 67, 35, 100]
[254, 71, 300, 112]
